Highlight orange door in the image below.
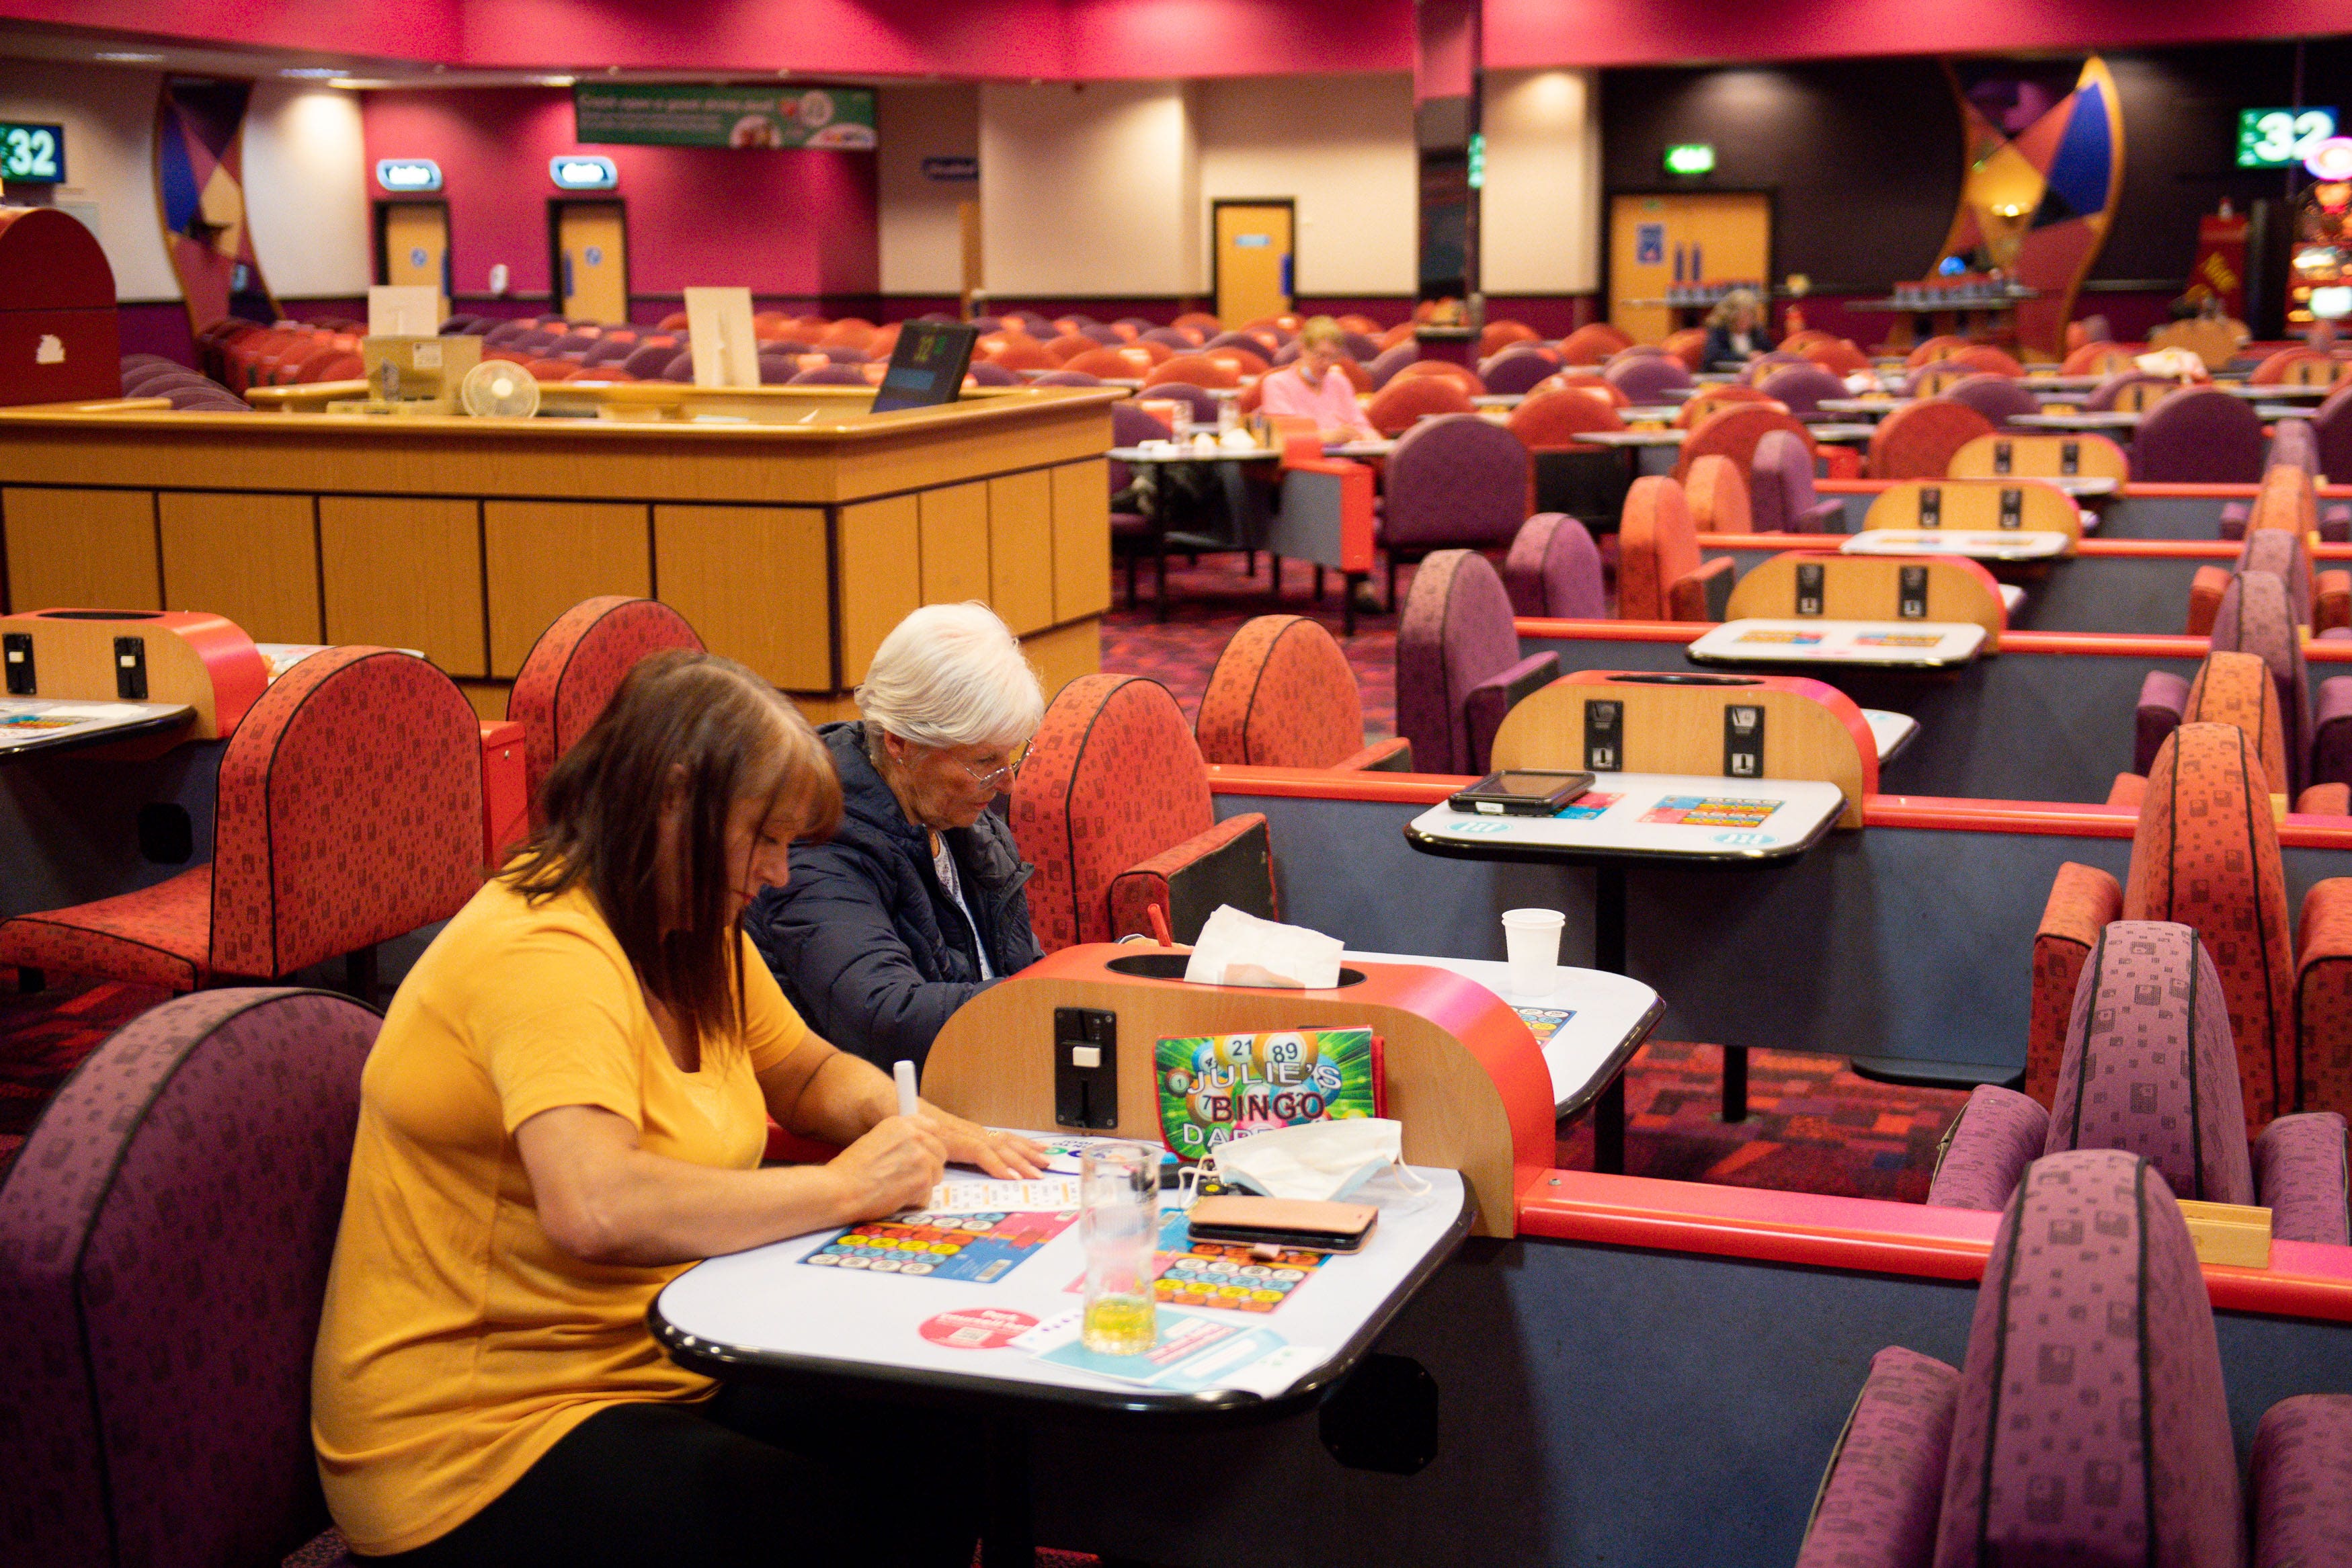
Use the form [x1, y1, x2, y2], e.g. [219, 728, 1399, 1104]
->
[1609, 192, 1771, 344]
[1215, 202, 1293, 325]
[380, 202, 449, 320]
[555, 202, 628, 323]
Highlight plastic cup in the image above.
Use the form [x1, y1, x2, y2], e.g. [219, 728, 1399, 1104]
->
[1080, 1142, 1160, 1355]
[1501, 907, 1566, 998]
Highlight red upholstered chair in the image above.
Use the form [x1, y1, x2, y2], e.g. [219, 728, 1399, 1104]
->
[1505, 386, 1625, 450]
[1391, 359, 1486, 397]
[2028, 723, 2351, 1134]
[1671, 384, 1782, 429]
[1145, 354, 1242, 392]
[1555, 323, 1633, 366]
[1009, 673, 1276, 950]
[2061, 341, 2137, 376]
[1477, 319, 1541, 360]
[1674, 403, 1810, 485]
[0, 648, 485, 994]
[1798, 338, 1871, 377]
[1683, 452, 1751, 534]
[1660, 327, 1709, 369]
[1395, 549, 1559, 776]
[509, 596, 706, 829]
[0, 987, 380, 1568]
[1617, 476, 1732, 620]
[1866, 397, 1995, 479]
[1902, 333, 1972, 368]
[1196, 615, 1412, 770]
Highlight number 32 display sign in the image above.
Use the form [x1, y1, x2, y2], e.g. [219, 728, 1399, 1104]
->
[1, 122, 64, 183]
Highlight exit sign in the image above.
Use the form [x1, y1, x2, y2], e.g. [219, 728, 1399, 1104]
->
[1664, 144, 1715, 177]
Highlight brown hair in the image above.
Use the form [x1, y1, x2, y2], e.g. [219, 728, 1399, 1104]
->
[504, 650, 842, 1050]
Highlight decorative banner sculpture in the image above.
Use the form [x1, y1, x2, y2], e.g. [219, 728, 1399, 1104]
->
[154, 76, 277, 336]
[1934, 58, 2125, 360]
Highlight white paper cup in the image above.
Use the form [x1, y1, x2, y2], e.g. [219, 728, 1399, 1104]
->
[1500, 907, 1566, 997]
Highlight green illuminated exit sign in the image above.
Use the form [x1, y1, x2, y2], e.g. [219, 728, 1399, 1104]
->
[1664, 144, 1715, 177]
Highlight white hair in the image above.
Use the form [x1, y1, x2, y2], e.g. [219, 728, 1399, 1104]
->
[856, 602, 1045, 751]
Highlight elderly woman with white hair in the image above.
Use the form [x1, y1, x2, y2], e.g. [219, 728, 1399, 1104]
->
[747, 602, 1047, 1070]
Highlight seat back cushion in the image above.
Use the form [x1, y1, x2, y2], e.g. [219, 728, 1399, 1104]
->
[210, 649, 485, 979]
[0, 989, 376, 1568]
[1748, 427, 1821, 535]
[1396, 550, 1525, 775]
[510, 595, 706, 815]
[2238, 528, 2313, 624]
[1383, 414, 1531, 549]
[1617, 475, 1701, 620]
[1674, 403, 1811, 485]
[2181, 650, 2293, 802]
[2211, 570, 2311, 787]
[1197, 615, 1365, 768]
[1502, 513, 1605, 619]
[2045, 921, 2257, 1206]
[2123, 723, 2297, 1136]
[1868, 398, 1996, 481]
[1794, 1346, 1961, 1568]
[1684, 452, 1752, 534]
[1010, 673, 1214, 951]
[1934, 1149, 2240, 1568]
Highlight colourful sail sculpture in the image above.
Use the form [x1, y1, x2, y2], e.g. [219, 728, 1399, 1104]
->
[154, 76, 278, 336]
[1935, 58, 2125, 360]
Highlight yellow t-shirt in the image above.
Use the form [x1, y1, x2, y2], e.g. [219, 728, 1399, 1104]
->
[311, 876, 807, 1556]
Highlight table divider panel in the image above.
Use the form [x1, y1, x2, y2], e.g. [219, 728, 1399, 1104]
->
[0, 485, 160, 612]
[319, 495, 488, 677]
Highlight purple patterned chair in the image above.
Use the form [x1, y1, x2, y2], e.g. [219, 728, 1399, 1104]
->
[1110, 400, 1176, 610]
[1602, 353, 1695, 404]
[1754, 364, 1847, 418]
[1941, 371, 2042, 430]
[0, 987, 378, 1568]
[1749, 427, 1843, 533]
[1139, 380, 1219, 425]
[2136, 570, 2352, 792]
[1801, 1147, 2267, 1565]
[789, 362, 871, 386]
[2253, 1396, 2352, 1566]
[660, 348, 697, 382]
[1479, 348, 1561, 395]
[1379, 413, 1533, 609]
[758, 352, 801, 384]
[2085, 371, 2186, 412]
[621, 339, 683, 378]
[1502, 512, 1605, 618]
[1139, 327, 1198, 352]
[1925, 921, 2351, 1242]
[2220, 421, 2352, 542]
[965, 361, 1020, 386]
[1366, 342, 1420, 390]
[1032, 369, 1104, 387]
[2133, 386, 2267, 483]
[1395, 549, 1559, 776]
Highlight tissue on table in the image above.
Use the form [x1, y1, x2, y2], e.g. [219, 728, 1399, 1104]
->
[1182, 905, 1344, 989]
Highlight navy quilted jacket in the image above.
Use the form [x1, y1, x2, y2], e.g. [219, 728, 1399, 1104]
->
[747, 722, 1041, 1070]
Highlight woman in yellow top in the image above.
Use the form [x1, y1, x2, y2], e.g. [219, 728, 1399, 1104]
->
[313, 650, 1045, 1566]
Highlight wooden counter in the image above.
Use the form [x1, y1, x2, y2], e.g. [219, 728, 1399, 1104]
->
[0, 384, 1117, 719]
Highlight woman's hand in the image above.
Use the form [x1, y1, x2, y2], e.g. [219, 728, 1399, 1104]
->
[918, 1104, 1051, 1179]
[827, 1115, 949, 1221]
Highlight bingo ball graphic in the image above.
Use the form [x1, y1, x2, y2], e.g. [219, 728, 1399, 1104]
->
[729, 116, 782, 149]
[798, 91, 836, 128]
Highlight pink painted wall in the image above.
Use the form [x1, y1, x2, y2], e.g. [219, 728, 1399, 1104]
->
[0, 0, 461, 60]
[1486, 0, 2352, 69]
[361, 88, 878, 308]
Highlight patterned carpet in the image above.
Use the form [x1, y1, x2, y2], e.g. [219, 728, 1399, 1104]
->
[0, 971, 170, 1174]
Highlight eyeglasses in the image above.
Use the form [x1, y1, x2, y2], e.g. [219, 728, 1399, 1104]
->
[959, 751, 1024, 792]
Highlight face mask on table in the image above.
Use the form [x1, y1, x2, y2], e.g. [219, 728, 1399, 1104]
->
[1190, 1118, 1426, 1204]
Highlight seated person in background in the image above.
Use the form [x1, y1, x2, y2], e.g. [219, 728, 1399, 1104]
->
[749, 602, 1045, 1071]
[312, 649, 1044, 1568]
[1701, 288, 1775, 366]
[1258, 315, 1380, 444]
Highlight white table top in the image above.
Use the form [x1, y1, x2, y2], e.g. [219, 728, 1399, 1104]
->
[1618, 405, 1683, 423]
[1108, 442, 1283, 463]
[1344, 950, 1662, 1116]
[1470, 393, 1525, 408]
[1579, 428, 1687, 448]
[2218, 381, 2332, 399]
[1806, 422, 1881, 442]
[1841, 528, 2072, 561]
[1817, 397, 1904, 415]
[1406, 772, 1847, 864]
[1861, 707, 1920, 764]
[1688, 617, 1988, 669]
[2019, 374, 2111, 390]
[651, 1153, 1468, 1413]
[0, 698, 195, 757]
[2258, 403, 2321, 421]
[1324, 438, 1395, 458]
[2009, 411, 2143, 430]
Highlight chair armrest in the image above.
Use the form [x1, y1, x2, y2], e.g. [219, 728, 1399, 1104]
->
[1665, 556, 1736, 622]
[1924, 1085, 2049, 1211]
[1338, 737, 1416, 772]
[2251, 1394, 2352, 1567]
[2318, 569, 2351, 635]
[2134, 670, 2192, 776]
[1463, 651, 1562, 777]
[479, 719, 527, 872]
[2324, 503, 2352, 546]
[1793, 497, 1846, 534]
[2187, 565, 2232, 636]
[1108, 813, 1275, 944]
[2298, 784, 2351, 816]
[2313, 677, 2352, 790]
[2220, 501, 2250, 541]
[2030, 865, 2123, 1103]
[2254, 1112, 2350, 1245]
[1793, 1346, 1959, 1568]
[2106, 773, 2148, 810]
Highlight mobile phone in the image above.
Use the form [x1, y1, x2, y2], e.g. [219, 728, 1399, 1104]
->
[1447, 768, 1594, 817]
[1186, 1195, 1380, 1253]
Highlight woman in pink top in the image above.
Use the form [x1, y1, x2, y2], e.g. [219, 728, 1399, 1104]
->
[1258, 316, 1378, 443]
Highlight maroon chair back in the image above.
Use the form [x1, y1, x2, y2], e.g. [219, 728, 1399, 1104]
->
[2132, 386, 2266, 483]
[1383, 414, 1531, 552]
[510, 597, 706, 825]
[0, 988, 379, 1568]
[1502, 513, 1605, 618]
[1396, 550, 1531, 774]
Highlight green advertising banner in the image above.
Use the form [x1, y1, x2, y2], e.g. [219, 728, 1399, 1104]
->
[574, 83, 876, 150]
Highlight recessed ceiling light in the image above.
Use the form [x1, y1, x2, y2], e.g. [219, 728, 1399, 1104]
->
[281, 67, 346, 78]
[329, 78, 392, 89]
[539, 75, 575, 87]
[95, 50, 165, 63]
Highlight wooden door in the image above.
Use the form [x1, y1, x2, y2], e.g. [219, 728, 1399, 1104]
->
[1214, 201, 1294, 325]
[1607, 192, 1772, 344]
[553, 201, 628, 323]
[378, 202, 450, 319]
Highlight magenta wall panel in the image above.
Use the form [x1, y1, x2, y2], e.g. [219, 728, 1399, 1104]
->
[361, 88, 878, 308]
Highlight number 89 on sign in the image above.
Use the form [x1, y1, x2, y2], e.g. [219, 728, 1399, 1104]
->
[1, 122, 64, 183]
